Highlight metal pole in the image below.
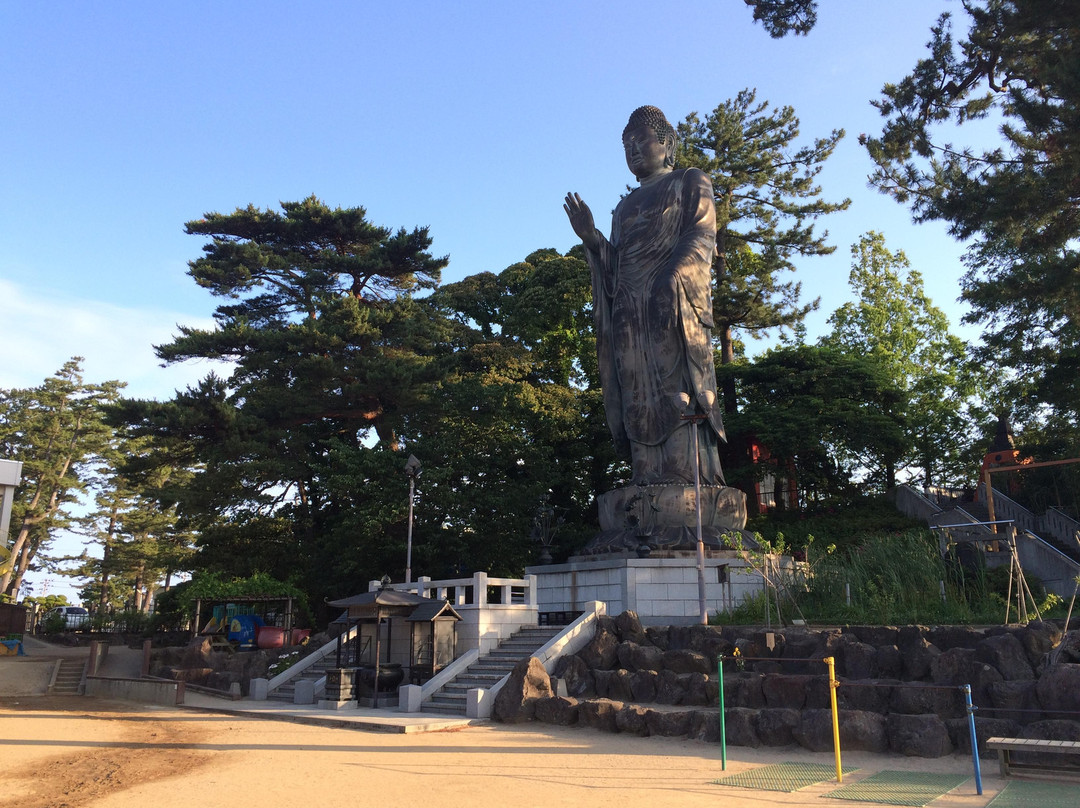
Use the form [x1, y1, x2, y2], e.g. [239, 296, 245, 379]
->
[404, 454, 421, 585]
[691, 416, 706, 625]
[718, 654, 727, 771]
[373, 616, 382, 708]
[826, 656, 843, 782]
[983, 469, 997, 533]
[963, 685, 983, 795]
[406, 475, 415, 584]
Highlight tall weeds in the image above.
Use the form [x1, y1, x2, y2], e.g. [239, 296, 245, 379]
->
[715, 528, 1061, 625]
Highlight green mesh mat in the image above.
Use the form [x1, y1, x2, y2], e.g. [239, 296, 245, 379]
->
[711, 761, 855, 792]
[823, 770, 971, 806]
[987, 780, 1080, 807]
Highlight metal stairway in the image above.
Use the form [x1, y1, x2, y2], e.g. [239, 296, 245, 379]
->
[423, 625, 564, 716]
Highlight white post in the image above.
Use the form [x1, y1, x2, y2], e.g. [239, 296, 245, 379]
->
[474, 571, 488, 607]
[0, 459, 22, 550]
[525, 574, 538, 608]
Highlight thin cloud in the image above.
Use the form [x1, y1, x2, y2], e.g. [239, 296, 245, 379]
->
[0, 278, 228, 400]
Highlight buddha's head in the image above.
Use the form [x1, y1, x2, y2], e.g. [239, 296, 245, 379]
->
[622, 106, 677, 180]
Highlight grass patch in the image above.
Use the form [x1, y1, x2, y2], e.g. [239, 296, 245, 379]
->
[717, 497, 1069, 626]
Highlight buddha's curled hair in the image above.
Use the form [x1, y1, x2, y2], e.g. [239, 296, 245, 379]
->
[623, 105, 677, 149]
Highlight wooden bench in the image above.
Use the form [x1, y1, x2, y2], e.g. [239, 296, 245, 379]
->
[987, 736, 1080, 781]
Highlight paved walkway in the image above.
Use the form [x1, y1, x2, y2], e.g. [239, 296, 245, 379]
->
[20, 636, 474, 732]
[180, 690, 480, 733]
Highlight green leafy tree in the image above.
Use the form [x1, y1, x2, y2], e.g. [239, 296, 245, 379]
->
[822, 232, 982, 488]
[423, 248, 613, 569]
[860, 1, 1080, 429]
[723, 345, 907, 505]
[742, 0, 817, 38]
[22, 593, 71, 611]
[117, 197, 450, 606]
[0, 360, 122, 598]
[676, 90, 850, 413]
[69, 436, 195, 613]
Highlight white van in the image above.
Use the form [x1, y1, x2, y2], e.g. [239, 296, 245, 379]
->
[43, 606, 90, 629]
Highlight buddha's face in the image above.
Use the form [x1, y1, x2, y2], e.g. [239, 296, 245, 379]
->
[623, 124, 671, 180]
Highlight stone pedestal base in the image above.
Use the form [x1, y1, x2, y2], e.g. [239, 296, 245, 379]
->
[586, 483, 751, 555]
[324, 668, 355, 702]
[318, 698, 356, 711]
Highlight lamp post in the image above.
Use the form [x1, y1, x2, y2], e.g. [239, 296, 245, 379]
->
[531, 493, 563, 564]
[404, 454, 422, 584]
[681, 413, 708, 625]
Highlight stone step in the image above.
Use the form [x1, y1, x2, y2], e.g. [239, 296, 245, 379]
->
[452, 674, 508, 683]
[50, 659, 85, 695]
[422, 702, 467, 715]
[466, 665, 517, 676]
[479, 650, 533, 659]
[418, 624, 567, 714]
[443, 681, 501, 694]
[430, 690, 466, 702]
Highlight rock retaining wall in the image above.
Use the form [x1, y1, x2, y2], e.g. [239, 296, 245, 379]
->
[494, 612, 1080, 759]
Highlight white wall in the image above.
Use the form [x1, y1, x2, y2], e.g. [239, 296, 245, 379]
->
[527, 553, 790, 625]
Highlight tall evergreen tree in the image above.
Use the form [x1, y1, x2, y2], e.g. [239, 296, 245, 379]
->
[676, 91, 850, 413]
[425, 248, 613, 568]
[0, 360, 122, 598]
[860, 1, 1080, 429]
[722, 344, 906, 504]
[69, 434, 194, 612]
[118, 197, 450, 603]
[742, 0, 818, 37]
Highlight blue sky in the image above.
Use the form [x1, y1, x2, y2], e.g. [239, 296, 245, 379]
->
[2, 1, 977, 600]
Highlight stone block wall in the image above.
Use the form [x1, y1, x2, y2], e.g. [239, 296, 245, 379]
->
[500, 611, 1080, 759]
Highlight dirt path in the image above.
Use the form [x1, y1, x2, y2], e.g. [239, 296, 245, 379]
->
[0, 698, 214, 808]
[0, 697, 1005, 808]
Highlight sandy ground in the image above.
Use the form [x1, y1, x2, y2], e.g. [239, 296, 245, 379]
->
[0, 696, 1013, 808]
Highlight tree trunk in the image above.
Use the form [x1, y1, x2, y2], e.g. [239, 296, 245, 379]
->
[718, 324, 738, 415]
[98, 505, 119, 612]
[0, 455, 74, 595]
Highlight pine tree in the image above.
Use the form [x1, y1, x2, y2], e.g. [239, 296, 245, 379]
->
[0, 360, 122, 598]
[677, 90, 850, 413]
[861, 1, 1080, 428]
[118, 197, 450, 603]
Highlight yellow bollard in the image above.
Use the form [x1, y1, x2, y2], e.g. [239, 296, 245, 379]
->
[825, 656, 843, 782]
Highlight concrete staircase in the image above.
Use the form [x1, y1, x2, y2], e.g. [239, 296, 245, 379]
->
[49, 658, 86, 695]
[424, 625, 565, 716]
[267, 637, 365, 703]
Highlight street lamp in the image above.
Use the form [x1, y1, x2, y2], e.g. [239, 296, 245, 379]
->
[531, 493, 563, 564]
[681, 413, 708, 625]
[404, 454, 422, 584]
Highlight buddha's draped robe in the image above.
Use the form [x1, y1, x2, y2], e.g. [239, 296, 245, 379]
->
[585, 167, 726, 485]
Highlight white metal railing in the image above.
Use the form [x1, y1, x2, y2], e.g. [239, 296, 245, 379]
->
[368, 571, 537, 609]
